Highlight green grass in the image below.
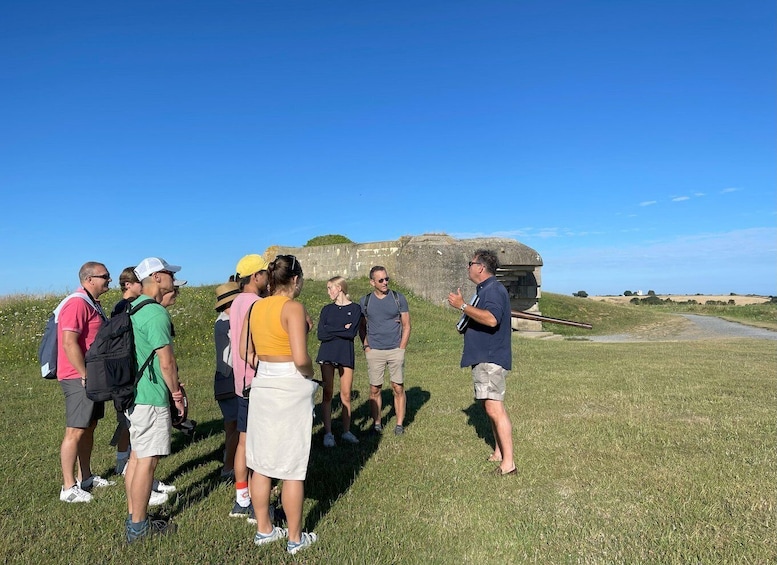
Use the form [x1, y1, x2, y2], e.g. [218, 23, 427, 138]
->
[1, 283, 775, 564]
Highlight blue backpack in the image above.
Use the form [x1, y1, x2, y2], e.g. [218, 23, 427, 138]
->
[38, 292, 97, 379]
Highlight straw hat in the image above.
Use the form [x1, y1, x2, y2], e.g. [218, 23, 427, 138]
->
[215, 281, 240, 311]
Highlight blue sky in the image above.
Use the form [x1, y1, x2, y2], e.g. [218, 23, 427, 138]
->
[2, 1, 774, 297]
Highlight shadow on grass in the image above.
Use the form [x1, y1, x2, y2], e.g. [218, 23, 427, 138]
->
[462, 401, 495, 454]
[303, 385, 430, 532]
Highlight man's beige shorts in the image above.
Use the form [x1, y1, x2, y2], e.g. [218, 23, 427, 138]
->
[366, 348, 405, 387]
[125, 405, 172, 459]
[472, 362, 508, 401]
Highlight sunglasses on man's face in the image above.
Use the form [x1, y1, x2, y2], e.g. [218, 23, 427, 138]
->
[375, 277, 390, 284]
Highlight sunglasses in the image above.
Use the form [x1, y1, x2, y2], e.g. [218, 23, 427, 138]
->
[468, 261, 483, 268]
[90, 273, 111, 280]
[376, 277, 390, 284]
[276, 255, 300, 276]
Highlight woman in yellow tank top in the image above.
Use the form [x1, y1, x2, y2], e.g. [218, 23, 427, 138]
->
[239, 255, 319, 555]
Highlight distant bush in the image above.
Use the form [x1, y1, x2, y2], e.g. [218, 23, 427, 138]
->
[304, 234, 354, 246]
[631, 295, 663, 305]
[624, 290, 633, 296]
[647, 290, 656, 296]
[573, 290, 588, 298]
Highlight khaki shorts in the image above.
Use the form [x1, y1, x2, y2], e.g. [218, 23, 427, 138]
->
[366, 348, 405, 387]
[125, 404, 172, 459]
[60, 378, 105, 428]
[472, 363, 508, 401]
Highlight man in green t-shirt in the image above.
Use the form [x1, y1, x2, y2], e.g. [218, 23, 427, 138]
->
[123, 257, 186, 543]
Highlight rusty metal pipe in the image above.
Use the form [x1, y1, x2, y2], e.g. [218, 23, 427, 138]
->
[511, 310, 592, 330]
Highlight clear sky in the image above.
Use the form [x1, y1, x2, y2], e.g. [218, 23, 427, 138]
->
[2, 1, 774, 297]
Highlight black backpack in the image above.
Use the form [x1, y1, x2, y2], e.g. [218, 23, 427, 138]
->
[85, 298, 157, 411]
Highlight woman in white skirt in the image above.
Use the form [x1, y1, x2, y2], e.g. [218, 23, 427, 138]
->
[240, 254, 319, 556]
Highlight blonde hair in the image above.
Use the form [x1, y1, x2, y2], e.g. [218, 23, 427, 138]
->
[328, 275, 348, 296]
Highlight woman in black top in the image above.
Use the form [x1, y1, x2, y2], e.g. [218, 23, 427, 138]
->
[315, 276, 362, 447]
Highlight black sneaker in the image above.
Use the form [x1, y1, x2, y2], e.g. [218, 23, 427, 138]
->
[394, 425, 404, 436]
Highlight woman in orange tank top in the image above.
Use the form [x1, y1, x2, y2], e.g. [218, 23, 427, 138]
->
[239, 255, 319, 555]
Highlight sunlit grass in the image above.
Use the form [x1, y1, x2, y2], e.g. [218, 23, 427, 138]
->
[1, 284, 774, 563]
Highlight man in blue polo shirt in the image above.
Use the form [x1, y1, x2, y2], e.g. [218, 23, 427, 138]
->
[448, 249, 516, 476]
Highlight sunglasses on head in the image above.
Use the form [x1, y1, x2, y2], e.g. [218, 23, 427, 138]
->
[276, 255, 300, 276]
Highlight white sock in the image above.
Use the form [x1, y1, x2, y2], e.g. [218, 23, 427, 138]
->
[236, 486, 250, 508]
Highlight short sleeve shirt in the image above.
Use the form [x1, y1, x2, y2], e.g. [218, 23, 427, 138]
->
[131, 296, 174, 407]
[229, 292, 260, 396]
[461, 276, 512, 370]
[56, 290, 105, 380]
[359, 291, 409, 350]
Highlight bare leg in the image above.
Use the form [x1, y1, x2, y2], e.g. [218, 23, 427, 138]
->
[488, 421, 503, 462]
[250, 472, 273, 533]
[320, 364, 335, 434]
[61, 426, 86, 487]
[339, 366, 353, 432]
[484, 399, 514, 473]
[127, 452, 158, 522]
[76, 421, 97, 481]
[369, 385, 382, 427]
[281, 479, 305, 543]
[235, 431, 249, 491]
[391, 382, 406, 427]
[116, 427, 130, 453]
[222, 420, 238, 474]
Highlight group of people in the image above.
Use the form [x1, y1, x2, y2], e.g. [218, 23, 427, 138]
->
[53, 248, 516, 556]
[54, 257, 187, 543]
[211, 256, 412, 554]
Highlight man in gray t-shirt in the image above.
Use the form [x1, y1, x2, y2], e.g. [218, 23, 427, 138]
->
[358, 266, 411, 435]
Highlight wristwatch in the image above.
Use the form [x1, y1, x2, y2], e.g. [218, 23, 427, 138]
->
[460, 303, 467, 312]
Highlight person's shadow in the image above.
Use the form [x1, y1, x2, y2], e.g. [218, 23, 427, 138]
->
[302, 385, 430, 532]
[462, 402, 496, 453]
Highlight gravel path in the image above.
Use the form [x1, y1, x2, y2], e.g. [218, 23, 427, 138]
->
[586, 314, 777, 343]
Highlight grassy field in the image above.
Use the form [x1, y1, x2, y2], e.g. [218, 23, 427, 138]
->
[0, 285, 775, 564]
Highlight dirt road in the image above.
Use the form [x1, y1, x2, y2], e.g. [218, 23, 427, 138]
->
[587, 314, 777, 343]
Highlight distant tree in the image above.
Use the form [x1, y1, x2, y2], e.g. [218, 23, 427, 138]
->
[304, 234, 354, 246]
[573, 290, 588, 298]
[623, 290, 633, 296]
[647, 290, 656, 296]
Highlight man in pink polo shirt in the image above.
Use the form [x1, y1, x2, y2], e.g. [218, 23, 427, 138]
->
[58, 261, 115, 503]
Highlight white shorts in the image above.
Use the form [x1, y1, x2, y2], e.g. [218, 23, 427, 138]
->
[125, 404, 172, 459]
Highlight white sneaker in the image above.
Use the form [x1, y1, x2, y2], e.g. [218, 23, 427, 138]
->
[323, 433, 336, 447]
[152, 479, 177, 494]
[79, 474, 116, 491]
[148, 490, 169, 506]
[60, 484, 92, 503]
[341, 431, 360, 444]
[254, 526, 287, 546]
[287, 532, 317, 555]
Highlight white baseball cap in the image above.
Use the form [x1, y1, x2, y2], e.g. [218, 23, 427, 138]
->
[134, 257, 182, 281]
